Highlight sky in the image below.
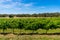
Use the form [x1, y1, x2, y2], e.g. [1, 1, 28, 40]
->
[0, 0, 60, 14]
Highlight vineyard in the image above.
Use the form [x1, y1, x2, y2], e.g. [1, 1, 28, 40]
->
[0, 17, 59, 35]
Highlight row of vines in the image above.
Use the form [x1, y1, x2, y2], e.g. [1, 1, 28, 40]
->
[0, 17, 60, 34]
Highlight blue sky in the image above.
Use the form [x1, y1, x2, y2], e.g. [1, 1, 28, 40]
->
[0, 0, 60, 14]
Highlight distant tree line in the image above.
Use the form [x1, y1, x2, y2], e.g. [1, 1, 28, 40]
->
[1, 12, 60, 17]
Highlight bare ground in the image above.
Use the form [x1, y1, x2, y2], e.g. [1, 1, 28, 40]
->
[0, 34, 60, 40]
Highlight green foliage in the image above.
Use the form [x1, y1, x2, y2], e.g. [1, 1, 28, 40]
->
[0, 17, 59, 33]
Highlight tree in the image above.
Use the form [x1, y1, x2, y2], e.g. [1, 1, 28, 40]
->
[9, 14, 14, 18]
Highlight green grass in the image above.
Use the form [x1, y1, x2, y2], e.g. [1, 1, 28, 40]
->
[0, 28, 60, 34]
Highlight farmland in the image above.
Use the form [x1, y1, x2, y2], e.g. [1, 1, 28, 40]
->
[0, 17, 60, 34]
[0, 17, 60, 40]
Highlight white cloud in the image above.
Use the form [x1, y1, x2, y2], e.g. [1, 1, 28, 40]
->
[0, 1, 20, 8]
[0, 4, 14, 8]
[0, 0, 12, 2]
[0, 2, 15, 8]
[0, 0, 34, 11]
